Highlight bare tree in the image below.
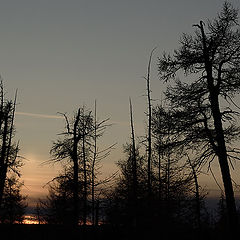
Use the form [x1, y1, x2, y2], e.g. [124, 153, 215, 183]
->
[129, 98, 137, 226]
[144, 48, 156, 196]
[187, 154, 201, 229]
[50, 104, 114, 226]
[0, 82, 19, 208]
[91, 101, 97, 226]
[50, 107, 94, 226]
[152, 105, 164, 200]
[90, 100, 115, 226]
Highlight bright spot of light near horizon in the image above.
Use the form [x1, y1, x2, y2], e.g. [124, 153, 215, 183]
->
[22, 215, 42, 224]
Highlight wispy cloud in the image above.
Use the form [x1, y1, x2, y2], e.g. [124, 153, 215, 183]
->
[16, 111, 64, 119]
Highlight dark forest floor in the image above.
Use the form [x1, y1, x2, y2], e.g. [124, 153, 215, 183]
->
[0, 224, 236, 240]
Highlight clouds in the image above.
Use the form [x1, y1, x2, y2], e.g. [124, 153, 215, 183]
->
[16, 111, 64, 120]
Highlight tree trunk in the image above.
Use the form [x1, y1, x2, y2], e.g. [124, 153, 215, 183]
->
[187, 156, 201, 228]
[129, 98, 137, 227]
[73, 152, 79, 226]
[145, 48, 156, 197]
[82, 133, 87, 226]
[0, 116, 9, 206]
[199, 21, 238, 229]
[211, 93, 237, 228]
[0, 164, 7, 207]
[0, 91, 17, 208]
[158, 147, 162, 201]
[91, 100, 97, 226]
[95, 200, 99, 226]
[72, 109, 80, 226]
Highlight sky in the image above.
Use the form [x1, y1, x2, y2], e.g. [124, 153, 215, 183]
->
[0, 0, 240, 206]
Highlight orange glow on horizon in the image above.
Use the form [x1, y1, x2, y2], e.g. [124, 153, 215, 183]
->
[22, 215, 104, 225]
[22, 215, 42, 224]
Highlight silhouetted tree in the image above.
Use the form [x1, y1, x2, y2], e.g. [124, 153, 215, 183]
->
[152, 105, 164, 201]
[158, 2, 240, 228]
[39, 168, 80, 225]
[50, 107, 94, 226]
[0, 82, 19, 207]
[129, 98, 138, 226]
[0, 82, 24, 225]
[91, 101, 98, 226]
[152, 105, 209, 229]
[0, 176, 27, 224]
[144, 48, 156, 197]
[152, 105, 185, 201]
[90, 100, 115, 226]
[187, 155, 201, 228]
[50, 105, 114, 226]
[106, 142, 147, 226]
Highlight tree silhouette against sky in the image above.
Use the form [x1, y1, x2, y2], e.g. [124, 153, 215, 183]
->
[158, 2, 240, 229]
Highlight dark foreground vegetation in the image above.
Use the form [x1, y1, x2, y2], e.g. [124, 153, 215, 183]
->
[0, 224, 239, 240]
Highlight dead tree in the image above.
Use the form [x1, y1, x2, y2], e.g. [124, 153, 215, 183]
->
[51, 107, 94, 226]
[144, 48, 156, 197]
[90, 100, 114, 226]
[91, 101, 97, 226]
[129, 98, 137, 226]
[187, 155, 201, 229]
[0, 86, 18, 207]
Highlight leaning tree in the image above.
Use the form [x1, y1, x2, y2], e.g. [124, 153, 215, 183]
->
[158, 2, 240, 228]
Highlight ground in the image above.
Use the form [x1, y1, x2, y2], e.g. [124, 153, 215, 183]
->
[0, 224, 236, 240]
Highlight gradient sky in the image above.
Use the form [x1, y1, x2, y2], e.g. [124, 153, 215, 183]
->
[0, 0, 239, 205]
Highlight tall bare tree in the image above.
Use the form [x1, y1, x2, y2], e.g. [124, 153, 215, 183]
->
[51, 104, 114, 226]
[50, 107, 94, 226]
[144, 48, 156, 196]
[129, 98, 137, 226]
[90, 100, 115, 226]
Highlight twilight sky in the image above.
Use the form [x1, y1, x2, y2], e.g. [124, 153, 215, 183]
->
[0, 0, 239, 204]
